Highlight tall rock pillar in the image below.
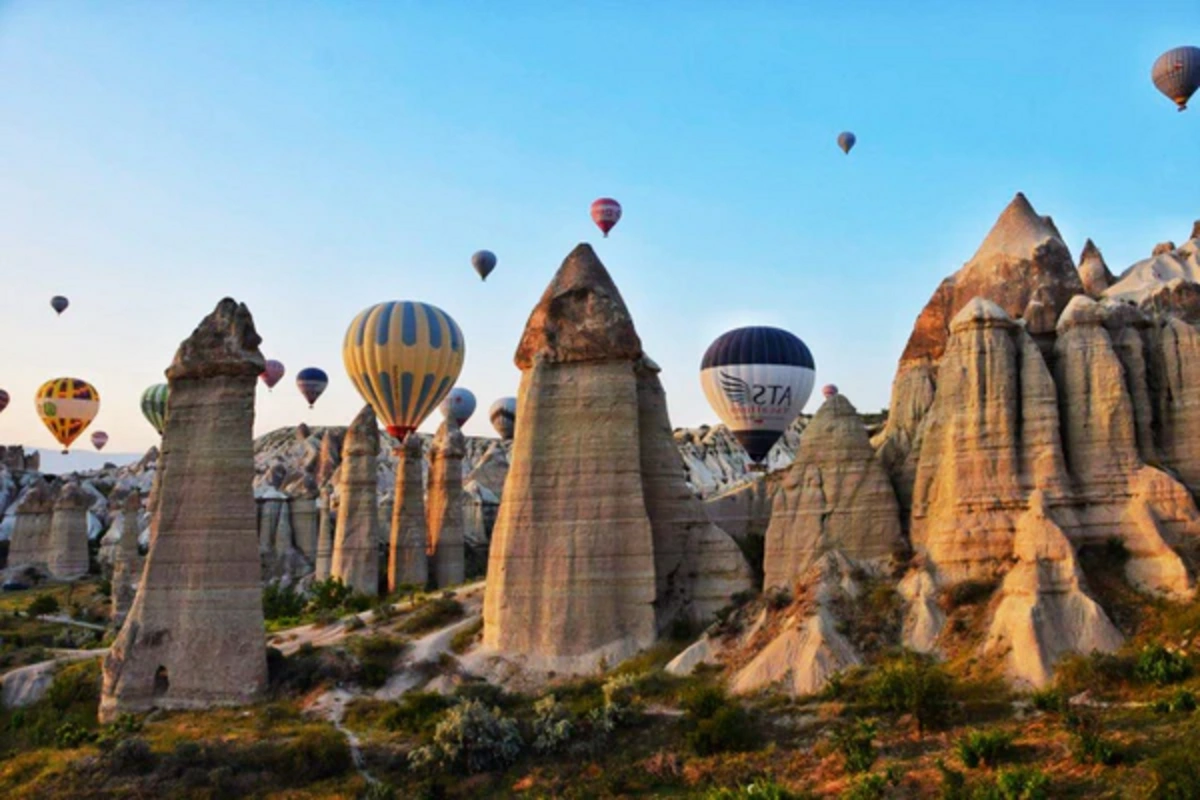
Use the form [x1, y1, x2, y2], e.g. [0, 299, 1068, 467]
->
[111, 491, 142, 626]
[314, 485, 334, 581]
[482, 244, 658, 673]
[388, 433, 428, 592]
[331, 405, 380, 596]
[100, 298, 268, 721]
[47, 482, 91, 580]
[427, 420, 466, 589]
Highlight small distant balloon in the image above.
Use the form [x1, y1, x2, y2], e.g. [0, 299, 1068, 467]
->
[440, 387, 477, 427]
[51, 296, 69, 315]
[260, 360, 285, 391]
[35, 377, 100, 454]
[91, 431, 109, 451]
[141, 383, 169, 435]
[822, 384, 838, 399]
[471, 250, 497, 281]
[0, 389, 8, 415]
[837, 132, 856, 154]
[1152, 46, 1200, 111]
[489, 397, 517, 440]
[296, 367, 329, 409]
[590, 198, 622, 237]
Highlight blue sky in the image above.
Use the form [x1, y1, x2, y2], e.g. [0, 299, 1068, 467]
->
[1, 1, 1197, 466]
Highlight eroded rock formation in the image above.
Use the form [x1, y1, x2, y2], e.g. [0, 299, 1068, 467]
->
[111, 491, 142, 625]
[5, 481, 57, 574]
[47, 482, 90, 580]
[332, 405, 380, 596]
[427, 420, 466, 589]
[388, 432, 428, 591]
[100, 298, 267, 721]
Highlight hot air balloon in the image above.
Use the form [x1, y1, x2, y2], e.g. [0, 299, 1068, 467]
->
[0, 389, 8, 415]
[471, 250, 497, 281]
[343, 301, 466, 439]
[50, 296, 69, 315]
[590, 197, 622, 237]
[260, 360, 285, 391]
[837, 131, 856, 154]
[141, 383, 168, 435]
[91, 431, 109, 451]
[1153, 46, 1200, 111]
[35, 378, 100, 454]
[700, 327, 815, 467]
[439, 387, 476, 427]
[822, 384, 838, 399]
[296, 367, 329, 409]
[489, 396, 516, 440]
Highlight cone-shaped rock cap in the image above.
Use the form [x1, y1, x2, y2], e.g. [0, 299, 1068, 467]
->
[1079, 239, 1107, 270]
[1153, 242, 1177, 257]
[54, 482, 91, 510]
[968, 193, 1065, 265]
[950, 297, 1015, 333]
[345, 405, 380, 458]
[401, 429, 422, 457]
[16, 480, 56, 512]
[433, 419, 466, 459]
[1191, 221, 1200, 242]
[1056, 294, 1106, 333]
[515, 244, 642, 369]
[167, 298, 265, 380]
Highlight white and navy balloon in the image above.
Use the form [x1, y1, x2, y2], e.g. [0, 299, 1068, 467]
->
[439, 387, 477, 427]
[489, 396, 516, 440]
[700, 326, 815, 464]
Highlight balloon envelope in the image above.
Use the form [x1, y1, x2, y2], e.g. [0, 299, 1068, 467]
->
[837, 132, 856, 154]
[439, 387, 477, 427]
[489, 396, 517, 440]
[1153, 46, 1200, 110]
[0, 389, 8, 415]
[590, 198, 622, 237]
[296, 367, 329, 408]
[35, 377, 100, 452]
[343, 301, 466, 438]
[471, 250, 497, 281]
[700, 327, 815, 464]
[260, 360, 285, 390]
[50, 296, 69, 315]
[822, 384, 839, 399]
[141, 383, 169, 435]
[91, 431, 109, 451]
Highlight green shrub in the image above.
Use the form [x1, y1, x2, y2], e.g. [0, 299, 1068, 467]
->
[26, 594, 60, 616]
[682, 685, 758, 756]
[263, 583, 307, 620]
[382, 691, 456, 735]
[1029, 688, 1066, 712]
[398, 597, 465, 636]
[1170, 689, 1197, 712]
[991, 767, 1050, 800]
[1136, 644, 1193, 686]
[833, 718, 877, 774]
[1147, 738, 1200, 799]
[449, 619, 483, 654]
[408, 699, 523, 775]
[956, 729, 1014, 769]
[530, 694, 574, 755]
[308, 578, 354, 612]
[281, 728, 353, 782]
[102, 737, 156, 776]
[45, 660, 101, 712]
[55, 721, 95, 748]
[1054, 651, 1135, 695]
[867, 652, 952, 735]
[840, 771, 896, 800]
[1067, 712, 1120, 766]
[347, 635, 407, 689]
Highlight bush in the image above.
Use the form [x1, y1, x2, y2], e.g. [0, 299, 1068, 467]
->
[682, 686, 758, 756]
[382, 691, 456, 735]
[45, 660, 101, 712]
[408, 699, 523, 775]
[833, 718, 877, 774]
[347, 635, 407, 689]
[26, 594, 60, 616]
[990, 767, 1050, 800]
[1067, 711, 1121, 766]
[840, 771, 896, 800]
[450, 619, 483, 654]
[103, 737, 156, 776]
[281, 728, 353, 782]
[1136, 644, 1193, 686]
[1029, 688, 1066, 713]
[1053, 651, 1135, 695]
[263, 583, 307, 621]
[956, 729, 1014, 769]
[1147, 739, 1200, 799]
[531, 694, 574, 754]
[398, 597, 465, 636]
[55, 721, 95, 748]
[867, 652, 952, 735]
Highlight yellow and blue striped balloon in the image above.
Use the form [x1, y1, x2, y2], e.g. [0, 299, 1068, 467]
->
[342, 301, 466, 437]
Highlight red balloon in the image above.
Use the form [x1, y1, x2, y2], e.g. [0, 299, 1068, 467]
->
[91, 431, 109, 451]
[822, 384, 838, 399]
[590, 197, 622, 237]
[260, 359, 286, 391]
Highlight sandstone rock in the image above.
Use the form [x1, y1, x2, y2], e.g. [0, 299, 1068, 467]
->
[1154, 241, 1177, 257]
[388, 432, 428, 591]
[482, 245, 658, 673]
[111, 491, 142, 625]
[5, 481, 57, 573]
[291, 486, 320, 563]
[314, 485, 334, 581]
[1102, 301, 1158, 465]
[664, 635, 724, 676]
[703, 475, 776, 549]
[637, 356, 752, 630]
[332, 405, 381, 596]
[898, 565, 944, 653]
[1120, 467, 1196, 599]
[984, 491, 1122, 688]
[1105, 234, 1200, 323]
[427, 421, 466, 589]
[1078, 240, 1115, 298]
[100, 298, 267, 721]
[1153, 317, 1200, 495]
[47, 482, 91, 580]
[763, 393, 904, 589]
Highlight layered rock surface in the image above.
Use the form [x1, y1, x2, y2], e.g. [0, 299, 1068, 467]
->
[100, 298, 267, 721]
[47, 482, 91, 579]
[332, 405, 380, 596]
[427, 420, 466, 590]
[389, 432, 428, 591]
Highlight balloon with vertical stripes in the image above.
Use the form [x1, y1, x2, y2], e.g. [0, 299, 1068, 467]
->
[141, 383, 168, 435]
[1152, 46, 1200, 111]
[342, 301, 466, 438]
